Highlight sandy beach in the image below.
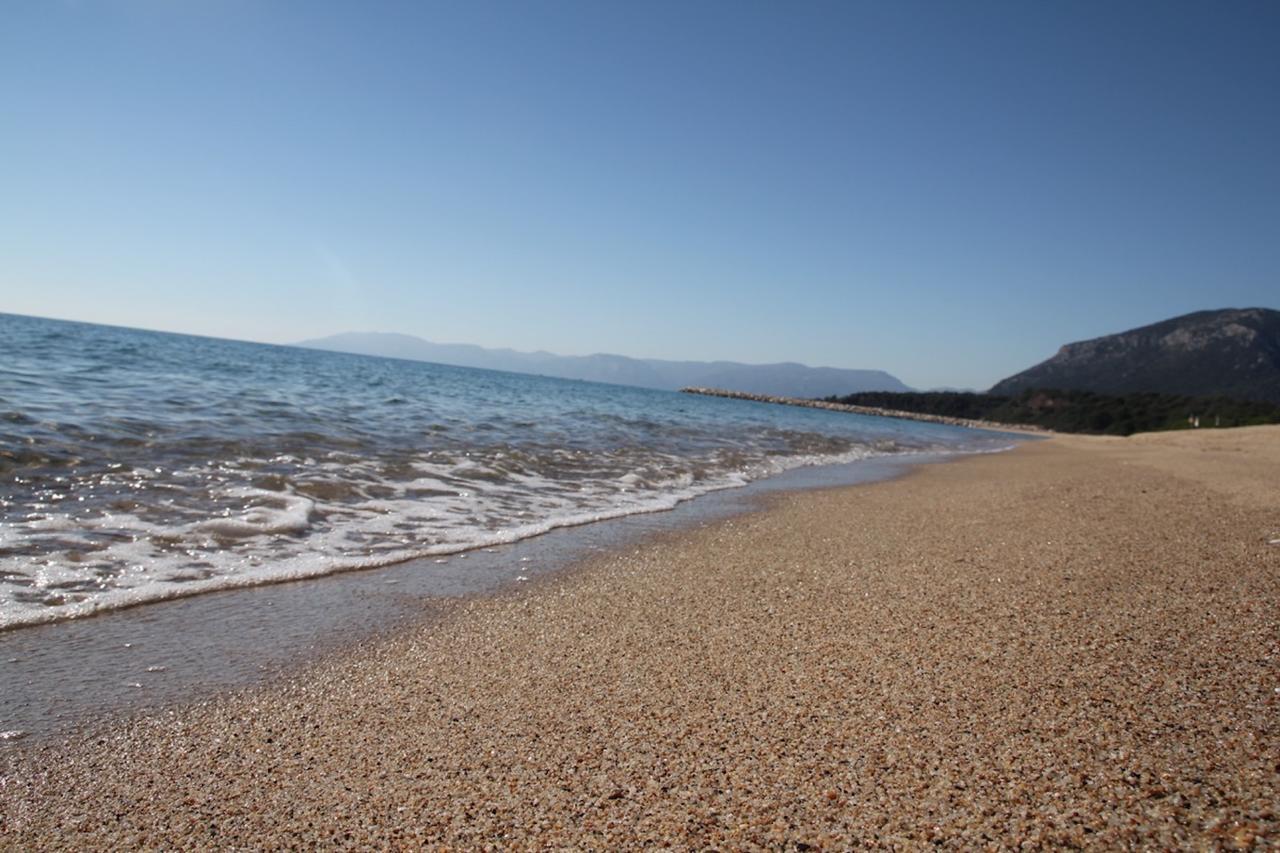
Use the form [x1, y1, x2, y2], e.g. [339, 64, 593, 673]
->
[2, 427, 1277, 848]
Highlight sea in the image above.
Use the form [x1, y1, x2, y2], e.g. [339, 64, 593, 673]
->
[1, 313, 1014, 632]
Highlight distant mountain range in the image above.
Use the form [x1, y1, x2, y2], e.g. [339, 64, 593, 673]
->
[991, 308, 1280, 403]
[295, 332, 911, 398]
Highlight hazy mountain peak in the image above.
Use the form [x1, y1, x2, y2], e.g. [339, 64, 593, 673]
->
[295, 332, 911, 398]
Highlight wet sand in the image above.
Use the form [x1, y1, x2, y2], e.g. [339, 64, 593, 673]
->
[2, 428, 1278, 848]
[0, 454, 937, 741]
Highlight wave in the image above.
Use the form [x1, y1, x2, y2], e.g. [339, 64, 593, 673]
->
[0, 441, 984, 630]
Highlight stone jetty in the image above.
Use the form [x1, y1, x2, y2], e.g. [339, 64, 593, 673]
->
[679, 387, 1048, 433]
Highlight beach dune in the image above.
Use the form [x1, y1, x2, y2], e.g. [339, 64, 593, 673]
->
[2, 427, 1278, 848]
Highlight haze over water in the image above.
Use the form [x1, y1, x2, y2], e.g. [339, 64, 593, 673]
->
[0, 314, 1013, 629]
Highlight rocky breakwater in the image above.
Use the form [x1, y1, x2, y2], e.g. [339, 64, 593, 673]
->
[680, 387, 1048, 434]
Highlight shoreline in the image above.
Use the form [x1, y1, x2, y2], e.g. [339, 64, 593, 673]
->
[1, 451, 975, 743]
[3, 428, 1277, 846]
[0, 445, 985, 637]
[681, 386, 1052, 433]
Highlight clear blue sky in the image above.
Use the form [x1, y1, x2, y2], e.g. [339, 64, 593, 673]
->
[3, 1, 1277, 390]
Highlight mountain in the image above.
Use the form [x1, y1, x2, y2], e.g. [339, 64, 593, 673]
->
[990, 308, 1280, 403]
[295, 332, 911, 398]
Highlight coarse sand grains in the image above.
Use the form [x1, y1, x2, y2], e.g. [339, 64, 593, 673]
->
[2, 427, 1278, 849]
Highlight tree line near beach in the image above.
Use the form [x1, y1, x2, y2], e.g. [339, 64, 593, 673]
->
[822, 389, 1280, 436]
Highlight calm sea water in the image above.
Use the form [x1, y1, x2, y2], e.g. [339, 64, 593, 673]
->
[0, 313, 1012, 629]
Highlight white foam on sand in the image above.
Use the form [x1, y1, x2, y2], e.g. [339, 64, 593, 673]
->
[0, 442, 1000, 630]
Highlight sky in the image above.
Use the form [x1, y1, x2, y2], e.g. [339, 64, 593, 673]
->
[2, 1, 1278, 390]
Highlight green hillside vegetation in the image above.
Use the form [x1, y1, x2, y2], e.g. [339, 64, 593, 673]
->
[822, 389, 1280, 436]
